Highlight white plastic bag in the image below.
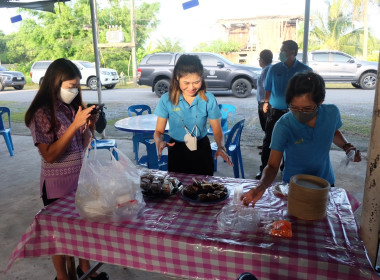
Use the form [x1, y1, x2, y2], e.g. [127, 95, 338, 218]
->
[75, 144, 145, 223]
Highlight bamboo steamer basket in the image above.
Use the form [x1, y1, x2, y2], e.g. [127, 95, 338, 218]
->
[287, 174, 330, 220]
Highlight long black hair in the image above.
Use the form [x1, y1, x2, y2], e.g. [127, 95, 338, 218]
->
[25, 58, 84, 131]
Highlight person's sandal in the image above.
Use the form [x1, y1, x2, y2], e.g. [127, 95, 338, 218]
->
[76, 266, 109, 280]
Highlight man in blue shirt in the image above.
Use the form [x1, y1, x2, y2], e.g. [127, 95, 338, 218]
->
[256, 40, 312, 179]
[256, 49, 273, 132]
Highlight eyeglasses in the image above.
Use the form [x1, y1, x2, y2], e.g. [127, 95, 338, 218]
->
[289, 104, 317, 112]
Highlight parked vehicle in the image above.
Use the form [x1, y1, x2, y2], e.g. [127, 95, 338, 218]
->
[30, 60, 119, 90]
[0, 65, 26, 91]
[306, 50, 377, 90]
[274, 50, 378, 90]
[29, 60, 51, 86]
[137, 52, 261, 98]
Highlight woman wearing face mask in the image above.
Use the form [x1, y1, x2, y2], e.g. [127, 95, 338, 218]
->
[154, 54, 232, 175]
[241, 72, 361, 207]
[25, 59, 108, 280]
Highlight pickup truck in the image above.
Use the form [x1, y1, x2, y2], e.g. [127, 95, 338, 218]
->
[137, 52, 261, 98]
[298, 50, 378, 90]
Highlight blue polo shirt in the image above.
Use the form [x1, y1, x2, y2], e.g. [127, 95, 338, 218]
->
[154, 92, 221, 142]
[264, 60, 312, 110]
[270, 104, 342, 185]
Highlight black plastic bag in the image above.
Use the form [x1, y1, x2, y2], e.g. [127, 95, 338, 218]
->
[96, 109, 107, 133]
[87, 103, 107, 133]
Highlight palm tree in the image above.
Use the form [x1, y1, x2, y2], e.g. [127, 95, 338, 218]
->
[309, 0, 353, 50]
[307, 0, 378, 58]
[352, 0, 372, 59]
[155, 37, 183, 52]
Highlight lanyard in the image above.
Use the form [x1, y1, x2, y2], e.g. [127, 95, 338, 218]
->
[174, 102, 198, 137]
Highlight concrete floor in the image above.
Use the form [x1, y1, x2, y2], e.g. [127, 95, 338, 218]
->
[0, 135, 369, 280]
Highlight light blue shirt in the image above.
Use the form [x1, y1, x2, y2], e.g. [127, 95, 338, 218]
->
[154, 92, 221, 142]
[265, 60, 312, 110]
[257, 64, 271, 103]
[270, 104, 342, 185]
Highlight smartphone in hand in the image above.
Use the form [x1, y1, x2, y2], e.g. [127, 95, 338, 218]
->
[87, 103, 104, 115]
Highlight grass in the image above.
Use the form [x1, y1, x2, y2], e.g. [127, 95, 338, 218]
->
[325, 83, 355, 89]
[340, 115, 371, 137]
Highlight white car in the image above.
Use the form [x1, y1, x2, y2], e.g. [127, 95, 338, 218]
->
[30, 60, 119, 90]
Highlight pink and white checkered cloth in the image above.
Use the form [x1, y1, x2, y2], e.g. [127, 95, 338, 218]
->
[6, 172, 377, 279]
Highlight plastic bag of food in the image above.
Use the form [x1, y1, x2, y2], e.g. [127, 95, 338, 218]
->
[75, 144, 145, 223]
[270, 220, 292, 238]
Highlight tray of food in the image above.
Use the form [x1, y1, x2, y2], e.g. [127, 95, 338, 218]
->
[181, 178, 229, 205]
[140, 172, 182, 198]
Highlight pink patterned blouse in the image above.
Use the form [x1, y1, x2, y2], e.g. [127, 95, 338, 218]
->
[29, 101, 85, 199]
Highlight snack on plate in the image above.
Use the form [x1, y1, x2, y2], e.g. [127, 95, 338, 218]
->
[140, 172, 181, 197]
[182, 178, 228, 202]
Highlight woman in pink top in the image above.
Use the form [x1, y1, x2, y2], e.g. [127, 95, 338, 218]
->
[25, 59, 108, 280]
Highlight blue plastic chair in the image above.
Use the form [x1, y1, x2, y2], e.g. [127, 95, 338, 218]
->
[128, 105, 152, 162]
[208, 104, 236, 138]
[128, 104, 152, 117]
[0, 106, 14, 156]
[90, 137, 118, 160]
[133, 133, 170, 170]
[211, 119, 245, 178]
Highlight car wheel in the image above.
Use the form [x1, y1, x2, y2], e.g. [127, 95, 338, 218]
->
[13, 85, 24, 90]
[232, 78, 252, 98]
[154, 79, 170, 97]
[88, 77, 98, 91]
[351, 82, 362, 89]
[359, 72, 377, 90]
[0, 83, 4, 91]
[105, 84, 116, 89]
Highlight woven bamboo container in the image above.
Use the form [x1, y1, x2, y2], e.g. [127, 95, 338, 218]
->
[287, 174, 330, 220]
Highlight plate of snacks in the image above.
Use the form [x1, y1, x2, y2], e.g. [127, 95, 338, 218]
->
[181, 178, 229, 205]
[140, 172, 182, 198]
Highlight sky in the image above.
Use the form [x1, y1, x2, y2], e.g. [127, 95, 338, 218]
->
[0, 0, 379, 52]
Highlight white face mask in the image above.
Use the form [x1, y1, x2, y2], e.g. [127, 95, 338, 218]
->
[59, 87, 78, 104]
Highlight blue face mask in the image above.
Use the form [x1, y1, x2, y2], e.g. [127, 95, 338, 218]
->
[279, 52, 287, 63]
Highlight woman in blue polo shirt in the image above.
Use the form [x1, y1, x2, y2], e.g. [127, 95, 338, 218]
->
[241, 72, 361, 207]
[154, 54, 232, 175]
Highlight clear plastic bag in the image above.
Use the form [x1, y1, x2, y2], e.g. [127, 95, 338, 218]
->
[75, 144, 145, 223]
[217, 186, 260, 232]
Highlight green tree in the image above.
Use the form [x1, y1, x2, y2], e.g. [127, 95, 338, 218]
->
[193, 39, 243, 53]
[307, 0, 379, 59]
[0, 0, 160, 76]
[136, 42, 157, 63]
[155, 37, 183, 52]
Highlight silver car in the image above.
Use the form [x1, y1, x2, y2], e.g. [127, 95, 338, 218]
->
[0, 65, 26, 91]
[306, 50, 378, 90]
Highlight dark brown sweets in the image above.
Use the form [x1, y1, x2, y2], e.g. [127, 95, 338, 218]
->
[183, 178, 228, 202]
[140, 173, 181, 197]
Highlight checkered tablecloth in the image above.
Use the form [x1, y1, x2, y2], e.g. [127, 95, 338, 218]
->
[6, 172, 377, 279]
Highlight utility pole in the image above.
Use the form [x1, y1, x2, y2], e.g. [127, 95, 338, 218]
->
[130, 0, 138, 86]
